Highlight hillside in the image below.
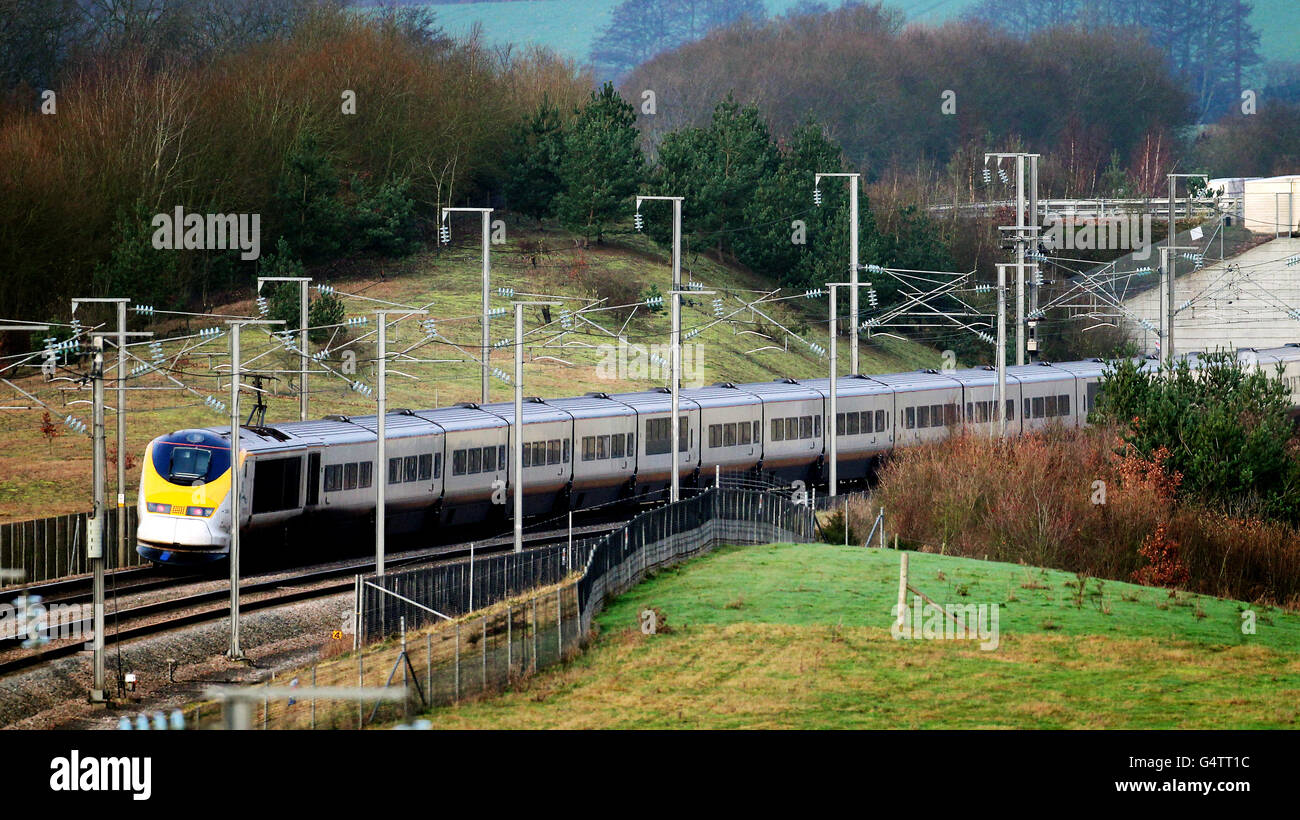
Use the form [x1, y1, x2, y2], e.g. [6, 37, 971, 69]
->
[419, 0, 1300, 68]
[0, 225, 941, 522]
[417, 542, 1300, 729]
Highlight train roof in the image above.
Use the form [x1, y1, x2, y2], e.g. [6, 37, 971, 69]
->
[935, 367, 1019, 387]
[347, 411, 442, 439]
[545, 394, 636, 419]
[795, 375, 895, 397]
[865, 370, 962, 391]
[732, 378, 824, 402]
[406, 405, 504, 432]
[1005, 362, 1077, 383]
[478, 399, 572, 425]
[607, 389, 702, 414]
[681, 384, 763, 408]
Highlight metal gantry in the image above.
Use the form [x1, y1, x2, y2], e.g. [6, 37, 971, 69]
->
[373, 310, 429, 576]
[256, 275, 313, 421]
[511, 301, 560, 553]
[815, 173, 862, 374]
[441, 207, 495, 404]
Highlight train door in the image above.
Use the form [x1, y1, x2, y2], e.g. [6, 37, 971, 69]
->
[306, 452, 321, 507]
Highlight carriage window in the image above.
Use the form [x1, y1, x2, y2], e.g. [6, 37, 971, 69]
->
[682, 424, 689, 453]
[434, 452, 442, 479]
[359, 461, 372, 489]
[324, 464, 343, 492]
[863, 411, 874, 434]
[467, 448, 481, 474]
[967, 402, 974, 421]
[610, 435, 624, 459]
[1006, 399, 1014, 421]
[1058, 394, 1070, 415]
[784, 417, 796, 440]
[389, 457, 402, 484]
[498, 445, 506, 470]
[565, 439, 572, 462]
[1086, 382, 1101, 412]
[771, 418, 784, 442]
[945, 404, 958, 425]
[582, 436, 595, 461]
[724, 423, 736, 447]
[846, 412, 859, 435]
[597, 435, 609, 459]
[344, 462, 358, 490]
[753, 421, 761, 444]
[738, 422, 751, 445]
[836, 413, 845, 436]
[1044, 395, 1058, 417]
[401, 455, 415, 481]
[917, 405, 930, 428]
[534, 441, 546, 465]
[876, 409, 887, 431]
[814, 416, 821, 437]
[418, 453, 432, 480]
[522, 443, 532, 468]
[800, 417, 812, 439]
[1024, 398, 1031, 419]
[1032, 396, 1045, 418]
[482, 446, 496, 472]
[931, 404, 943, 426]
[709, 424, 722, 448]
[905, 407, 916, 429]
[452, 450, 466, 476]
[645, 418, 671, 455]
[549, 439, 562, 464]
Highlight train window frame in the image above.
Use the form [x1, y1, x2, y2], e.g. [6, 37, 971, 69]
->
[876, 409, 886, 432]
[324, 464, 343, 492]
[917, 405, 930, 428]
[434, 452, 442, 479]
[418, 453, 433, 481]
[467, 448, 482, 475]
[846, 412, 859, 436]
[582, 436, 595, 461]
[905, 407, 916, 429]
[344, 462, 358, 491]
[1059, 394, 1070, 415]
[800, 416, 812, 439]
[862, 410, 873, 434]
[738, 422, 751, 445]
[482, 446, 496, 473]
[1032, 396, 1045, 418]
[785, 417, 798, 440]
[388, 457, 402, 484]
[709, 424, 722, 448]
[522, 443, 532, 468]
[610, 434, 624, 459]
[945, 404, 958, 425]
[645, 418, 670, 456]
[771, 418, 784, 442]
[814, 415, 821, 437]
[359, 461, 372, 489]
[564, 439, 572, 463]
[836, 413, 845, 436]
[753, 421, 761, 444]
[1044, 394, 1058, 417]
[724, 423, 736, 447]
[404, 455, 418, 481]
[549, 439, 562, 465]
[452, 450, 466, 476]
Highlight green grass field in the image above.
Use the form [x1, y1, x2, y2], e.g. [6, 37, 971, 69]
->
[418, 542, 1300, 728]
[0, 225, 940, 522]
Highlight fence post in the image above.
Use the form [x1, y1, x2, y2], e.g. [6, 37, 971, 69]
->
[897, 552, 909, 633]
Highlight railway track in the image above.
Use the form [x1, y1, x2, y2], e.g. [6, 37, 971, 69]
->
[0, 519, 620, 679]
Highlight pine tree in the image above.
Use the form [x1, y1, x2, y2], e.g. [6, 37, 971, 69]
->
[555, 83, 644, 243]
[503, 98, 567, 225]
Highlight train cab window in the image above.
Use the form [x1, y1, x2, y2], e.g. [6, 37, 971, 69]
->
[549, 439, 562, 464]
[771, 418, 784, 442]
[344, 462, 358, 491]
[739, 422, 751, 445]
[709, 424, 722, 448]
[582, 436, 595, 461]
[724, 423, 737, 447]
[452, 450, 466, 476]
[905, 407, 916, 429]
[417, 453, 432, 481]
[1058, 394, 1070, 415]
[481, 447, 495, 472]
[359, 462, 372, 489]
[846, 412, 859, 435]
[324, 464, 343, 492]
[434, 453, 442, 479]
[917, 405, 930, 428]
[404, 455, 419, 481]
[467, 448, 482, 475]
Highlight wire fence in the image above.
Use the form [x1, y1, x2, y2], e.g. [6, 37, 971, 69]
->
[224, 486, 814, 729]
[0, 507, 144, 586]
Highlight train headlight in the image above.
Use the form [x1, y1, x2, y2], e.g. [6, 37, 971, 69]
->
[185, 506, 215, 517]
[146, 502, 170, 514]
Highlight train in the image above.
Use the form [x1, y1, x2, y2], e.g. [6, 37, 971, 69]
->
[135, 345, 1300, 564]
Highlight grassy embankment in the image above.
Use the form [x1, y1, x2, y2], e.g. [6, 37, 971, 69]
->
[414, 541, 1300, 729]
